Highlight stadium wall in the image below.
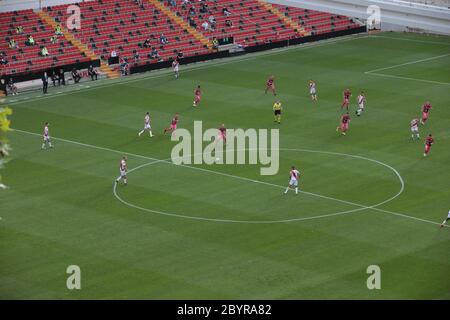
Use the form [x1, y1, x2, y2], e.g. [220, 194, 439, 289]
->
[0, 0, 90, 12]
[267, 0, 450, 35]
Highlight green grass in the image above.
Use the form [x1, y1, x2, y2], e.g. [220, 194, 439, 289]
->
[1, 32, 450, 299]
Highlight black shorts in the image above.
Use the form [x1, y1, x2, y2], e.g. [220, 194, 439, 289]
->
[274, 110, 281, 115]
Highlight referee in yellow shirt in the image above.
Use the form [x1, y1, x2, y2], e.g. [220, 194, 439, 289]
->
[273, 100, 282, 124]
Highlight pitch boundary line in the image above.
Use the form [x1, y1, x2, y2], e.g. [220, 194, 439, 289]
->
[364, 53, 450, 85]
[364, 53, 450, 74]
[369, 35, 450, 46]
[12, 128, 446, 227]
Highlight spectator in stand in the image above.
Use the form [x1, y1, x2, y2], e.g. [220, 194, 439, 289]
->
[55, 24, 63, 36]
[120, 58, 129, 76]
[135, 0, 144, 9]
[168, 0, 176, 6]
[188, 16, 197, 28]
[177, 50, 184, 59]
[143, 37, 151, 48]
[26, 35, 35, 46]
[225, 19, 233, 27]
[151, 47, 160, 60]
[8, 39, 18, 49]
[223, 7, 231, 16]
[200, 2, 208, 13]
[181, 0, 189, 10]
[7, 78, 18, 96]
[212, 37, 219, 50]
[201, 20, 210, 31]
[160, 33, 168, 45]
[40, 46, 49, 56]
[111, 49, 117, 58]
[71, 68, 81, 83]
[16, 25, 23, 34]
[0, 54, 7, 65]
[50, 35, 57, 44]
[189, 6, 196, 17]
[88, 64, 98, 80]
[134, 50, 140, 63]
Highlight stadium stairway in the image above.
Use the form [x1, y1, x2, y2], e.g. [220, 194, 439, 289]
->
[146, 0, 213, 51]
[37, 9, 120, 79]
[257, 0, 309, 37]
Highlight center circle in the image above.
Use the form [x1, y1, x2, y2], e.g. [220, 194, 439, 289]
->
[113, 148, 404, 224]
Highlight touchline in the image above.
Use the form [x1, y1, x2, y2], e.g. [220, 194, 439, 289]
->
[171, 121, 280, 175]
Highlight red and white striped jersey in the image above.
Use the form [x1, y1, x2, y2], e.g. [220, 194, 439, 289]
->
[290, 169, 300, 181]
[358, 94, 365, 104]
[120, 159, 127, 171]
[43, 125, 49, 137]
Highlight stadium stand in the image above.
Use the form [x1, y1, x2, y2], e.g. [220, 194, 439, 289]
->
[0, 0, 362, 79]
[44, 0, 210, 68]
[0, 9, 92, 77]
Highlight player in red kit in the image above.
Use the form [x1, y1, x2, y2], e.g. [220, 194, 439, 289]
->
[336, 112, 351, 135]
[420, 101, 432, 125]
[423, 134, 434, 157]
[193, 85, 201, 107]
[217, 123, 227, 144]
[341, 88, 351, 110]
[265, 75, 276, 96]
[164, 113, 179, 136]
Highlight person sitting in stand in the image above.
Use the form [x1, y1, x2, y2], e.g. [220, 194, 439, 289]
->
[177, 50, 184, 59]
[50, 35, 58, 44]
[26, 35, 35, 46]
[212, 37, 219, 50]
[222, 7, 231, 16]
[134, 50, 140, 63]
[0, 53, 7, 65]
[159, 33, 168, 45]
[40, 46, 49, 56]
[201, 20, 210, 31]
[189, 6, 196, 17]
[111, 49, 117, 57]
[150, 47, 160, 60]
[88, 64, 98, 80]
[200, 2, 208, 13]
[143, 37, 151, 48]
[225, 19, 233, 27]
[188, 16, 197, 28]
[71, 67, 81, 83]
[8, 39, 18, 49]
[55, 24, 63, 35]
[16, 25, 23, 34]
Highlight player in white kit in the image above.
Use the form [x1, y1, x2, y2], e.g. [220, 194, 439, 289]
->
[356, 91, 366, 116]
[172, 59, 179, 79]
[138, 112, 153, 137]
[440, 210, 450, 228]
[284, 166, 300, 194]
[41, 122, 53, 149]
[115, 156, 128, 185]
[309, 80, 317, 102]
[410, 118, 420, 140]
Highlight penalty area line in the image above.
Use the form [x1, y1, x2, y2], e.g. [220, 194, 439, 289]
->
[11, 128, 447, 227]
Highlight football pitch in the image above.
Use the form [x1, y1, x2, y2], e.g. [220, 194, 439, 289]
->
[1, 32, 449, 299]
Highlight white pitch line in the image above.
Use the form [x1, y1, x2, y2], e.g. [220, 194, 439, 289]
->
[365, 53, 450, 74]
[370, 35, 450, 46]
[12, 128, 447, 227]
[365, 72, 450, 85]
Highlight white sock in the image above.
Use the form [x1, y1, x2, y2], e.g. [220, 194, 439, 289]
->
[41, 143, 45, 149]
[124, 179, 127, 184]
[284, 187, 289, 193]
[116, 176, 121, 182]
[149, 131, 153, 137]
[295, 187, 298, 194]
[139, 130, 144, 136]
